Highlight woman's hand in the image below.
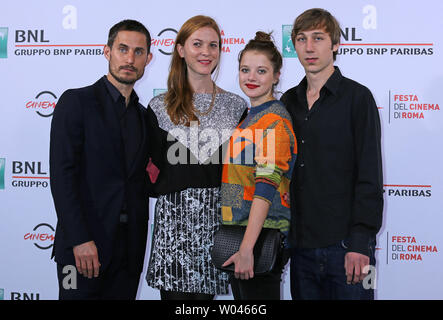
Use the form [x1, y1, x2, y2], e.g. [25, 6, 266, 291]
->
[221, 197, 271, 280]
[222, 248, 255, 280]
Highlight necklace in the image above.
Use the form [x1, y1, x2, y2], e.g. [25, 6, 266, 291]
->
[194, 81, 217, 117]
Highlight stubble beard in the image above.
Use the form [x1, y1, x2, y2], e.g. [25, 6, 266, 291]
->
[109, 65, 144, 85]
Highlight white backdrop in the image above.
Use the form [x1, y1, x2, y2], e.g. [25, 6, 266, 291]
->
[1, 0, 442, 300]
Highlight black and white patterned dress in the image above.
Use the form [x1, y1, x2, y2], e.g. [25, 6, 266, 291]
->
[146, 91, 246, 295]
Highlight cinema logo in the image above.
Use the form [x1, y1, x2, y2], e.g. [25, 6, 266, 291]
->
[384, 184, 431, 198]
[388, 93, 440, 123]
[152, 28, 177, 55]
[24, 223, 55, 250]
[11, 160, 50, 188]
[388, 233, 438, 262]
[151, 27, 245, 55]
[220, 30, 245, 53]
[26, 91, 57, 117]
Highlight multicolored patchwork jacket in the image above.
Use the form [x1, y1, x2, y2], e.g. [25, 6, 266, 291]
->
[221, 100, 297, 239]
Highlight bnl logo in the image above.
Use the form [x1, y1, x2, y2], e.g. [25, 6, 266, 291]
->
[0, 158, 5, 190]
[282, 25, 297, 58]
[0, 27, 8, 58]
[0, 288, 40, 300]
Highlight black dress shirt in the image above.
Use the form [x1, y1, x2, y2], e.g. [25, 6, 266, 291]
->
[103, 76, 142, 212]
[281, 67, 383, 256]
[103, 76, 142, 172]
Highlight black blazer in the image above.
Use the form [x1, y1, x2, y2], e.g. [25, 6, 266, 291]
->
[49, 77, 151, 274]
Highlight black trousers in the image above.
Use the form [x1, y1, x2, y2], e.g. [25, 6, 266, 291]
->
[57, 223, 140, 300]
[229, 249, 290, 300]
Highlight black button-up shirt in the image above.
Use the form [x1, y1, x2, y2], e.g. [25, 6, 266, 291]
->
[281, 67, 383, 256]
[103, 76, 142, 211]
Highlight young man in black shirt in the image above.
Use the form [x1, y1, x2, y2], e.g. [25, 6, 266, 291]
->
[281, 8, 383, 300]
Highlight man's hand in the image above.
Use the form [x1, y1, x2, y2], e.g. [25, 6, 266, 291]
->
[73, 241, 101, 279]
[344, 252, 369, 285]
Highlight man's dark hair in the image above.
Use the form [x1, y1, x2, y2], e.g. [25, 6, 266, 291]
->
[107, 19, 151, 52]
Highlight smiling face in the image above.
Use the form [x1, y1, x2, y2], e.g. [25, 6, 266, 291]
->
[177, 26, 220, 80]
[294, 28, 338, 77]
[239, 50, 280, 107]
[104, 30, 152, 86]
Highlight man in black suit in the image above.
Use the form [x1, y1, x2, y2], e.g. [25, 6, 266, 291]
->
[50, 19, 153, 299]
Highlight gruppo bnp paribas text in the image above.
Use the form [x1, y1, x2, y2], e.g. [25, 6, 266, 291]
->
[14, 29, 103, 56]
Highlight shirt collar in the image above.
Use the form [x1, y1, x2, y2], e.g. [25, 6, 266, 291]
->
[324, 66, 342, 95]
[248, 100, 277, 115]
[102, 75, 139, 105]
[296, 66, 343, 97]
